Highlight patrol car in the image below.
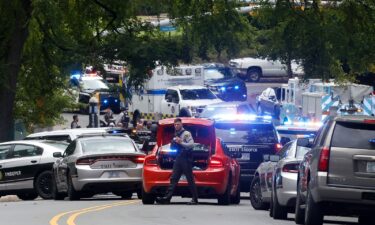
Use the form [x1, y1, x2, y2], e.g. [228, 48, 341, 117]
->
[69, 73, 121, 114]
[0, 140, 68, 200]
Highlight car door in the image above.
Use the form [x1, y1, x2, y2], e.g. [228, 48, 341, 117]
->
[55, 141, 76, 191]
[0, 145, 13, 192]
[161, 89, 179, 116]
[5, 144, 43, 190]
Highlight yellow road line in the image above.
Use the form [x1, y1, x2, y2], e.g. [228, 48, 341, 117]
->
[49, 200, 139, 225]
[66, 201, 138, 225]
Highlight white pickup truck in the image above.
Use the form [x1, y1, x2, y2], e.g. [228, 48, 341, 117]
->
[229, 57, 304, 82]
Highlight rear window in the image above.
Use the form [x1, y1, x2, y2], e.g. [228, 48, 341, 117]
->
[295, 146, 310, 158]
[331, 122, 375, 149]
[215, 123, 277, 144]
[80, 138, 136, 154]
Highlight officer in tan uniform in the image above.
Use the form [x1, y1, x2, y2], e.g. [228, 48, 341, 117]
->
[156, 118, 198, 205]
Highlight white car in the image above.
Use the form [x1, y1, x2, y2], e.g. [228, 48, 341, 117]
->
[229, 57, 304, 82]
[0, 140, 68, 200]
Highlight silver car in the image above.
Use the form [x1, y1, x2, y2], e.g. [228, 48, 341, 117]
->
[250, 138, 310, 220]
[52, 135, 145, 200]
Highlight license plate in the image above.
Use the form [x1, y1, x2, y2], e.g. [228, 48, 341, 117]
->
[179, 174, 187, 181]
[366, 162, 375, 173]
[94, 161, 135, 169]
[243, 146, 257, 153]
[102, 171, 126, 178]
[241, 153, 250, 160]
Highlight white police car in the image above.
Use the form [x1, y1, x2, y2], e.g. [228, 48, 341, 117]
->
[0, 140, 68, 200]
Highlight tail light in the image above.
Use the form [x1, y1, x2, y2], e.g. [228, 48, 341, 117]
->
[318, 146, 330, 172]
[282, 163, 299, 173]
[209, 157, 224, 167]
[145, 156, 158, 166]
[132, 156, 145, 164]
[364, 119, 375, 124]
[76, 158, 95, 165]
[275, 143, 283, 152]
[76, 155, 145, 165]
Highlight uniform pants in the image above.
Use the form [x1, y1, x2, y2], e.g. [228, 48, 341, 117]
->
[165, 156, 198, 201]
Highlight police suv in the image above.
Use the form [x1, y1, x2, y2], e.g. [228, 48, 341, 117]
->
[0, 140, 68, 200]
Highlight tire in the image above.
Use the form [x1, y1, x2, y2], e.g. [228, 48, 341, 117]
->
[358, 215, 372, 225]
[247, 68, 261, 82]
[141, 187, 155, 205]
[272, 188, 288, 220]
[304, 187, 323, 225]
[35, 170, 53, 199]
[294, 182, 305, 224]
[179, 108, 191, 117]
[51, 175, 66, 200]
[230, 183, 241, 205]
[249, 176, 269, 210]
[218, 177, 231, 205]
[67, 174, 80, 201]
[17, 192, 38, 201]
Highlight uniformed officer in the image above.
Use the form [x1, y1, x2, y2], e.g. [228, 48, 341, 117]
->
[156, 118, 199, 205]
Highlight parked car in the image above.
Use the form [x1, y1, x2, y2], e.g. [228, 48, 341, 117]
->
[249, 138, 310, 220]
[142, 118, 241, 205]
[203, 63, 247, 102]
[229, 57, 303, 82]
[295, 116, 375, 225]
[213, 115, 289, 192]
[256, 87, 283, 119]
[199, 101, 254, 119]
[51, 134, 145, 200]
[0, 140, 68, 200]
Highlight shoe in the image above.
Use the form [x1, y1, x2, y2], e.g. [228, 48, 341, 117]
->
[187, 199, 198, 205]
[156, 196, 170, 204]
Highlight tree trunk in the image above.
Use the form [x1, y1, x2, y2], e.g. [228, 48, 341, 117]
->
[0, 0, 32, 142]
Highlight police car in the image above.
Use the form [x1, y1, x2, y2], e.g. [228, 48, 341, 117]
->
[0, 140, 68, 200]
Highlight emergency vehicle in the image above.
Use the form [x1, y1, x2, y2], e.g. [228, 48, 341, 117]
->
[275, 77, 374, 138]
[69, 71, 121, 113]
[102, 63, 128, 104]
[128, 65, 223, 124]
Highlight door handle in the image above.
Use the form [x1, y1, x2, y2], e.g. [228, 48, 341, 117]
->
[30, 160, 37, 163]
[167, 104, 170, 107]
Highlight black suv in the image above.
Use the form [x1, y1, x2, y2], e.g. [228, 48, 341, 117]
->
[214, 117, 288, 191]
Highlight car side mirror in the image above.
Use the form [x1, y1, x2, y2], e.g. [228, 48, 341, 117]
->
[270, 155, 280, 162]
[280, 137, 291, 145]
[53, 152, 62, 158]
[297, 138, 310, 147]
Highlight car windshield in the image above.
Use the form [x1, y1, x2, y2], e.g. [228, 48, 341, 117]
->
[180, 89, 217, 100]
[200, 107, 237, 118]
[80, 138, 136, 154]
[81, 79, 109, 90]
[215, 123, 277, 144]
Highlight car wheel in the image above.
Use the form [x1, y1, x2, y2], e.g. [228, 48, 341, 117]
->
[141, 187, 155, 205]
[272, 187, 288, 220]
[304, 186, 323, 225]
[35, 170, 53, 199]
[17, 192, 38, 201]
[294, 182, 305, 224]
[51, 174, 66, 200]
[67, 173, 80, 201]
[218, 177, 231, 205]
[358, 215, 371, 225]
[247, 69, 261, 82]
[249, 176, 269, 210]
[230, 183, 241, 205]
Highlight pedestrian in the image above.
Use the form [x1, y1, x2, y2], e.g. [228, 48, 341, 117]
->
[71, 114, 81, 129]
[116, 106, 130, 128]
[145, 120, 153, 130]
[156, 118, 198, 205]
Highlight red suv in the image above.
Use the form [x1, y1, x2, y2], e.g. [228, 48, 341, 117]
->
[142, 118, 241, 205]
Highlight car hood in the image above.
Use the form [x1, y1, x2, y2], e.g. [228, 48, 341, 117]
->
[205, 77, 244, 87]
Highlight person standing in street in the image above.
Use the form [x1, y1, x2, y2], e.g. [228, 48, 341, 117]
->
[156, 118, 199, 205]
[71, 114, 81, 129]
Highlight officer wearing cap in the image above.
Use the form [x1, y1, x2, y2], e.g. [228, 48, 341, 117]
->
[156, 118, 198, 205]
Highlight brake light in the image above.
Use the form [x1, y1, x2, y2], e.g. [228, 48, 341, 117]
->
[275, 143, 283, 152]
[145, 156, 158, 166]
[76, 158, 95, 165]
[318, 146, 330, 172]
[209, 158, 224, 167]
[282, 163, 299, 173]
[132, 156, 145, 164]
[364, 119, 375, 124]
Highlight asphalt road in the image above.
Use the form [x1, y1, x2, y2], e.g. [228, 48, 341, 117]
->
[0, 194, 358, 225]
